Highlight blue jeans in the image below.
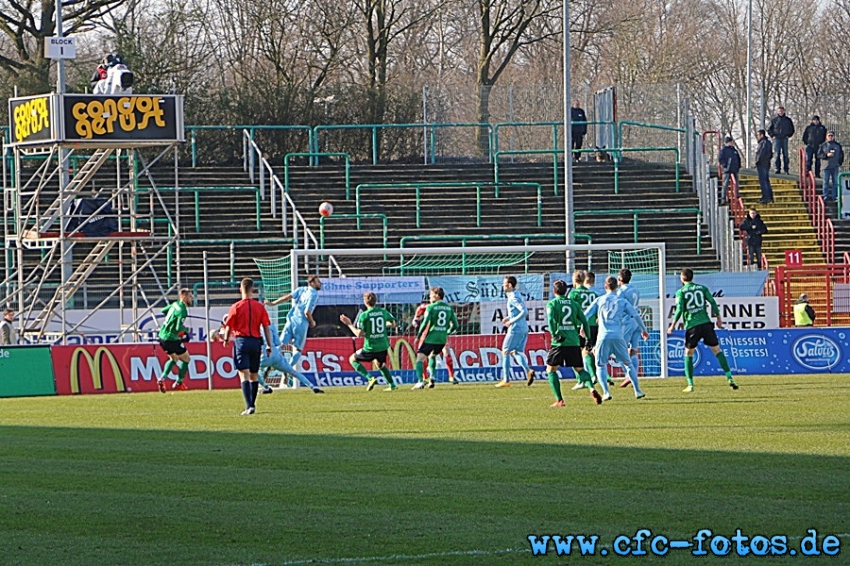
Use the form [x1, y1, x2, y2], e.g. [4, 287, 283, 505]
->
[805, 146, 821, 177]
[773, 138, 789, 172]
[823, 167, 838, 200]
[721, 172, 738, 200]
[757, 166, 773, 201]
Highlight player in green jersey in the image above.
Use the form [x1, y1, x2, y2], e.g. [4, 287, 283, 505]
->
[568, 269, 608, 390]
[546, 279, 602, 407]
[340, 292, 398, 392]
[667, 268, 738, 392]
[412, 287, 459, 390]
[157, 288, 193, 392]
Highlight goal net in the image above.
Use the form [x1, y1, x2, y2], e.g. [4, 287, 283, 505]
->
[260, 243, 668, 387]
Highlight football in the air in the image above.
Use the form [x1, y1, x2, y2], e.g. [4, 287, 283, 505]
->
[319, 202, 334, 217]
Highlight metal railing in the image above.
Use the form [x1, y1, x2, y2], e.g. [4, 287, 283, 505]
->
[187, 125, 313, 168]
[320, 213, 388, 249]
[799, 148, 835, 264]
[283, 152, 351, 199]
[354, 181, 543, 229]
[399, 233, 594, 271]
[243, 130, 342, 277]
[575, 207, 703, 254]
[149, 186, 261, 232]
[313, 122, 494, 165]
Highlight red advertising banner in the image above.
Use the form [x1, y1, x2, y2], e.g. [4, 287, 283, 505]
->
[51, 333, 552, 395]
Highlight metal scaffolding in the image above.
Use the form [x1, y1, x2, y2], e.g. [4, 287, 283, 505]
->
[3, 93, 185, 343]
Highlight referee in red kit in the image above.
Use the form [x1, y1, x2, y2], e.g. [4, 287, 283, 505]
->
[222, 278, 274, 415]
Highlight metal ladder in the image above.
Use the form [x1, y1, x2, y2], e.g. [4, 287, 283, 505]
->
[38, 148, 114, 233]
[29, 240, 117, 336]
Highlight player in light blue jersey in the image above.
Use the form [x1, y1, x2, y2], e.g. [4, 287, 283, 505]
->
[495, 276, 535, 388]
[261, 324, 324, 393]
[584, 276, 649, 401]
[266, 274, 322, 368]
[616, 268, 643, 389]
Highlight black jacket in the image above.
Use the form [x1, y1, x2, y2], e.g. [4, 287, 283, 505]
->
[768, 115, 795, 139]
[802, 123, 827, 148]
[740, 214, 768, 246]
[718, 145, 741, 174]
[571, 107, 588, 136]
[817, 140, 844, 169]
[755, 137, 773, 167]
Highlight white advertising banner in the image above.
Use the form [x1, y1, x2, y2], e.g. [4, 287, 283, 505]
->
[22, 306, 231, 344]
[665, 297, 779, 330]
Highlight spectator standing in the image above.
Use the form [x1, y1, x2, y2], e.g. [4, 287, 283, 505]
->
[718, 136, 741, 204]
[767, 106, 795, 174]
[817, 131, 844, 202]
[802, 115, 827, 177]
[739, 208, 768, 270]
[755, 129, 774, 204]
[793, 294, 816, 327]
[222, 278, 274, 415]
[0, 309, 15, 345]
[571, 101, 588, 162]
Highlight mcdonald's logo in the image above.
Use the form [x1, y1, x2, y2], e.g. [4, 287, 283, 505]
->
[69, 347, 126, 394]
[389, 338, 417, 371]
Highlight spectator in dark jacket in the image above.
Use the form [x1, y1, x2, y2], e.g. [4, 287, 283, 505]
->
[767, 106, 795, 174]
[718, 136, 741, 204]
[739, 208, 768, 270]
[802, 115, 827, 177]
[571, 101, 588, 162]
[817, 131, 844, 201]
[755, 129, 774, 204]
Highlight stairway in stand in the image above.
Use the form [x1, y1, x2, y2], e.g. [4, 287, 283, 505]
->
[736, 172, 822, 267]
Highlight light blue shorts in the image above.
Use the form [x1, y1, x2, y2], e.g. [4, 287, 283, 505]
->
[260, 350, 287, 371]
[623, 321, 643, 350]
[595, 337, 631, 368]
[502, 327, 529, 354]
[281, 320, 308, 351]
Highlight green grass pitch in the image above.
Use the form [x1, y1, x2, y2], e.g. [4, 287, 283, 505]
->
[1, 374, 847, 565]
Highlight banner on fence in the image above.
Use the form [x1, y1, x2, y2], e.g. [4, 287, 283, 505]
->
[0, 346, 56, 397]
[317, 277, 426, 305]
[427, 274, 544, 303]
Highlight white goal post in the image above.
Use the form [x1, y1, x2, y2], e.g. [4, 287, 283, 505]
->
[282, 243, 669, 381]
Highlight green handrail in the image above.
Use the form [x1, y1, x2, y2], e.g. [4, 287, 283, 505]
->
[493, 149, 564, 195]
[283, 152, 351, 199]
[400, 232, 594, 271]
[837, 172, 848, 219]
[314, 123, 494, 165]
[152, 186, 262, 232]
[493, 121, 615, 155]
[354, 181, 543, 230]
[320, 213, 388, 249]
[612, 147, 681, 194]
[187, 125, 313, 168]
[575, 207, 702, 254]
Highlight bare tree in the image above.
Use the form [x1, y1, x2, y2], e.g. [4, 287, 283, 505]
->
[0, 0, 128, 95]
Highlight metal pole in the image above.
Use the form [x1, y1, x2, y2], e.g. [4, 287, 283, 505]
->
[563, 0, 575, 271]
[745, 0, 753, 168]
[422, 85, 428, 165]
[55, 1, 65, 94]
[203, 250, 213, 390]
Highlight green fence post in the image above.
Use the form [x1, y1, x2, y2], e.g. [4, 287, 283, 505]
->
[476, 184, 481, 227]
[256, 189, 261, 231]
[372, 127, 378, 165]
[537, 185, 542, 227]
[633, 213, 639, 243]
[415, 185, 421, 229]
[191, 129, 197, 167]
[194, 190, 200, 233]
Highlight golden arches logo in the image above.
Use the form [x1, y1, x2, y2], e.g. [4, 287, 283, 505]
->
[69, 347, 126, 394]
[389, 338, 417, 371]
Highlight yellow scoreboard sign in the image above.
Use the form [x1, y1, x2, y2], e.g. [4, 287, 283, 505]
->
[8, 94, 184, 146]
[9, 95, 55, 145]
